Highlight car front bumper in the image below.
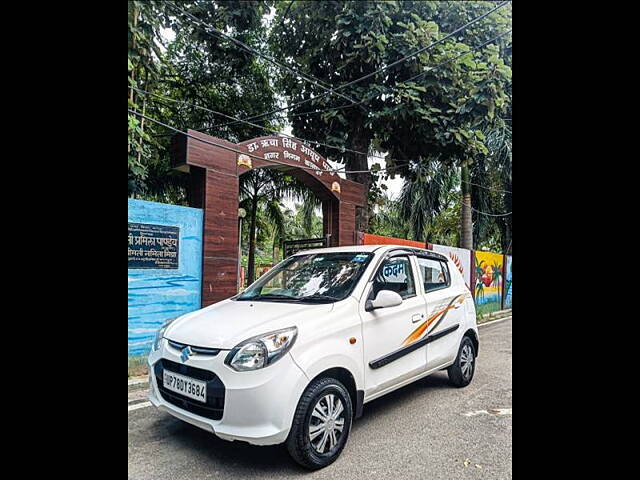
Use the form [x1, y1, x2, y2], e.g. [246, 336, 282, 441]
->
[147, 340, 310, 446]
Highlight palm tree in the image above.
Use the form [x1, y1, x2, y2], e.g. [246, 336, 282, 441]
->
[240, 169, 299, 285]
[240, 168, 320, 284]
[398, 159, 458, 244]
[471, 122, 512, 252]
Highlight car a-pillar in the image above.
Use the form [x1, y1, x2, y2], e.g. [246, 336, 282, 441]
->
[171, 130, 366, 307]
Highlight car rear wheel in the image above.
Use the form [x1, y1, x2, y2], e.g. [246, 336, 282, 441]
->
[447, 336, 476, 387]
[286, 377, 353, 470]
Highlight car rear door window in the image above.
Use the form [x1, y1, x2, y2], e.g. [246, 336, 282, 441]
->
[417, 257, 450, 293]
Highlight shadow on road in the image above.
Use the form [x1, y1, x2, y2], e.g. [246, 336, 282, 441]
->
[152, 371, 452, 473]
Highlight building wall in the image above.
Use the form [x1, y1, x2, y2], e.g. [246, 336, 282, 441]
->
[128, 199, 203, 357]
[360, 232, 425, 248]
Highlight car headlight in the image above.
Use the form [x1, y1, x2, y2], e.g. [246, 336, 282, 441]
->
[225, 327, 298, 372]
[151, 318, 177, 352]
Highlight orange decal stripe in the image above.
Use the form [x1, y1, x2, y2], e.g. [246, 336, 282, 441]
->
[401, 294, 465, 346]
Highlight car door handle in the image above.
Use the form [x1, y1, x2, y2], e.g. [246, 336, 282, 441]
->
[412, 313, 424, 323]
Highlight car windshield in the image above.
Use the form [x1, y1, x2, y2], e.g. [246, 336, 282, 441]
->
[236, 252, 374, 303]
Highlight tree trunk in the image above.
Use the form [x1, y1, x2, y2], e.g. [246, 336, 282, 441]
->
[247, 198, 258, 285]
[345, 119, 372, 234]
[460, 163, 473, 250]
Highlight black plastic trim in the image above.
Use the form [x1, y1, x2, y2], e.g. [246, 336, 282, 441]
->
[154, 359, 226, 420]
[355, 390, 365, 419]
[368, 324, 460, 370]
[167, 340, 221, 356]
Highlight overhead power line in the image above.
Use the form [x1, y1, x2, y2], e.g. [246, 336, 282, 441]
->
[217, 9, 511, 129]
[131, 86, 380, 159]
[402, 29, 512, 84]
[216, 1, 510, 127]
[130, 107, 511, 195]
[472, 206, 512, 216]
[328, 1, 510, 96]
[167, 2, 363, 108]
[468, 180, 511, 194]
[128, 108, 412, 175]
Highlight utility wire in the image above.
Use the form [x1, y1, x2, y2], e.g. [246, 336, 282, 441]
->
[129, 110, 510, 207]
[329, 1, 510, 96]
[216, 0, 510, 126]
[131, 84, 511, 191]
[167, 2, 362, 108]
[128, 108, 413, 175]
[468, 180, 511, 194]
[472, 206, 512, 216]
[402, 29, 512, 84]
[217, 24, 511, 129]
[131, 106, 511, 194]
[131, 86, 381, 159]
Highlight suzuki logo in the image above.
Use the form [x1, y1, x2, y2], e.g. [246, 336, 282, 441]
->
[180, 346, 193, 363]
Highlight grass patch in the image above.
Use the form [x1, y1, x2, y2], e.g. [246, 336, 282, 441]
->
[128, 354, 148, 378]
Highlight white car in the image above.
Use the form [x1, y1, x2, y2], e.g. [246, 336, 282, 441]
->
[148, 245, 479, 469]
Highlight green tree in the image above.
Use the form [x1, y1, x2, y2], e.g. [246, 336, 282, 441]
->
[270, 0, 511, 245]
[240, 168, 319, 284]
[128, 0, 170, 196]
[128, 0, 280, 204]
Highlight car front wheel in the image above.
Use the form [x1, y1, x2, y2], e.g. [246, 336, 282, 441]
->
[286, 377, 353, 470]
[447, 336, 476, 387]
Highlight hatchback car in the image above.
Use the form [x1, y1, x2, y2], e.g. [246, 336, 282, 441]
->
[148, 245, 479, 469]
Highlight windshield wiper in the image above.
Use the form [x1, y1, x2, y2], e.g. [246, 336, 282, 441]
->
[297, 294, 340, 303]
[238, 293, 340, 303]
[240, 293, 298, 302]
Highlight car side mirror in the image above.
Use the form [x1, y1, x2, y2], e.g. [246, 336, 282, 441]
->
[365, 290, 403, 312]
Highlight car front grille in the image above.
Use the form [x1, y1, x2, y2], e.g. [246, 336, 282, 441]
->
[154, 358, 225, 420]
[167, 340, 221, 356]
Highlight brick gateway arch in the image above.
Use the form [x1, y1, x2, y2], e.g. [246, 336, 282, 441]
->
[171, 130, 366, 306]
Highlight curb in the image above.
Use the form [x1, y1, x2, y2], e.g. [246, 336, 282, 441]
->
[128, 375, 149, 392]
[478, 315, 511, 327]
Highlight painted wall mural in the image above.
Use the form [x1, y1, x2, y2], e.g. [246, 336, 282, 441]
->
[474, 251, 504, 315]
[504, 255, 512, 309]
[431, 244, 472, 290]
[128, 199, 203, 357]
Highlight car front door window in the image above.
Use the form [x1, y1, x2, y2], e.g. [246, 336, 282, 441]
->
[371, 256, 416, 299]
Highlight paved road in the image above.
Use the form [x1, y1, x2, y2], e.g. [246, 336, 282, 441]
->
[128, 319, 512, 479]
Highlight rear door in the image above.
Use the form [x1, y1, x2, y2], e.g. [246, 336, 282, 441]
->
[415, 256, 466, 370]
[360, 254, 428, 397]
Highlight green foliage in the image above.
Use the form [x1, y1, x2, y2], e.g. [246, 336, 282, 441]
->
[472, 121, 512, 252]
[128, 0, 280, 203]
[270, 1, 511, 233]
[128, 1, 512, 252]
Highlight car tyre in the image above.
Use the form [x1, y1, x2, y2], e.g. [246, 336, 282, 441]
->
[447, 336, 476, 388]
[286, 377, 353, 470]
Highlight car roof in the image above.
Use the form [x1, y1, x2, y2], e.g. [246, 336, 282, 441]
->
[291, 244, 435, 256]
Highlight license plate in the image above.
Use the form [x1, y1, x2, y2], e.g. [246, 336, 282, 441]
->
[163, 370, 207, 403]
